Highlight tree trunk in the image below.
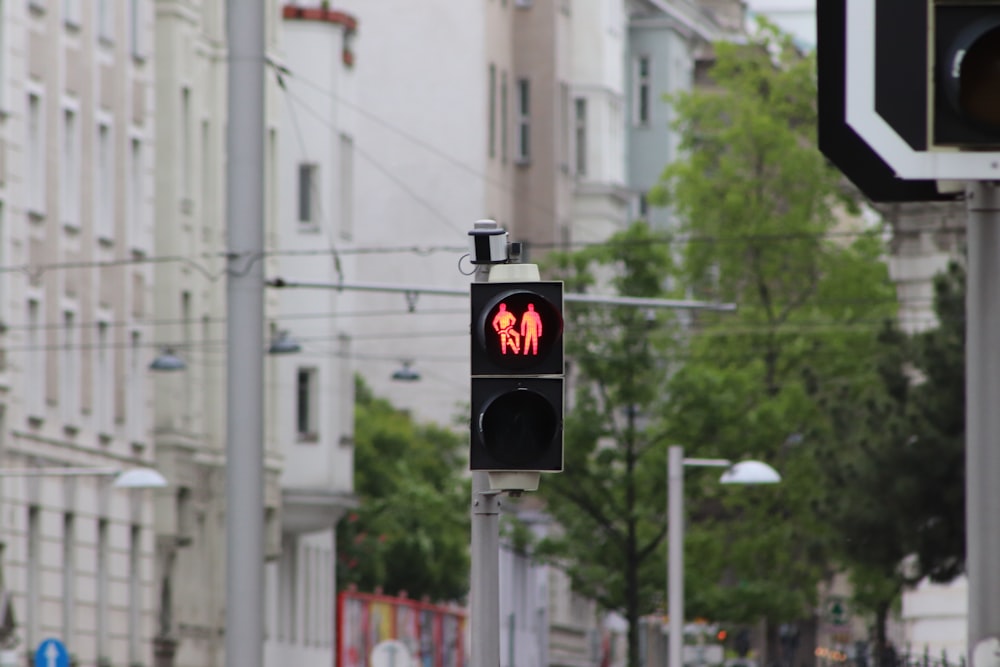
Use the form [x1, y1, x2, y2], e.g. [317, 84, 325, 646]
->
[626, 591, 641, 667]
[874, 601, 891, 667]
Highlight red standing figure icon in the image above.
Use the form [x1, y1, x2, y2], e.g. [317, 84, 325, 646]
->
[492, 302, 521, 354]
[520, 303, 543, 355]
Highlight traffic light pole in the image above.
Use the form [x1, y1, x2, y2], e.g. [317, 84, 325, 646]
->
[471, 470, 502, 667]
[471, 261, 502, 667]
[966, 181, 1000, 663]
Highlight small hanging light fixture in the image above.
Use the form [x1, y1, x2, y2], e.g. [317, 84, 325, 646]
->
[268, 330, 302, 355]
[149, 348, 187, 372]
[391, 361, 420, 382]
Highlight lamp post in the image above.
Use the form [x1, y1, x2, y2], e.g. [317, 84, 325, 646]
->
[668, 445, 781, 667]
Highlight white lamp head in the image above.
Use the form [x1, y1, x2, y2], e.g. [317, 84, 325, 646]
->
[719, 460, 781, 485]
[113, 467, 169, 489]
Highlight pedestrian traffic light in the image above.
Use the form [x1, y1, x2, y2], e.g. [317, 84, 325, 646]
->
[470, 281, 564, 472]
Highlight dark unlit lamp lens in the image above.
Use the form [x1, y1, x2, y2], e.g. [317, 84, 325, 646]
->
[959, 26, 1000, 127]
[479, 389, 558, 466]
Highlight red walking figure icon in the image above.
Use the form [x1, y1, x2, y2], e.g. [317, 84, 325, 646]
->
[492, 302, 521, 354]
[520, 303, 543, 356]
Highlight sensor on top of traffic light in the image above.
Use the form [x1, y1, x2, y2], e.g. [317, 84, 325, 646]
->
[471, 282, 563, 376]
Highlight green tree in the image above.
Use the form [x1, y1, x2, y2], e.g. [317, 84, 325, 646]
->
[537, 220, 681, 667]
[814, 262, 965, 665]
[337, 376, 470, 602]
[649, 19, 897, 659]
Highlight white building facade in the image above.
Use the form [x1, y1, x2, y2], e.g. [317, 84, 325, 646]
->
[330, 0, 518, 428]
[0, 0, 159, 665]
[264, 5, 359, 667]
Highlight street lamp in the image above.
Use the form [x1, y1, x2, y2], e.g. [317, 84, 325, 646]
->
[668, 445, 781, 667]
[0, 466, 168, 488]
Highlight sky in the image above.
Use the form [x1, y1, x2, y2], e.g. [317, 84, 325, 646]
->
[744, 0, 816, 48]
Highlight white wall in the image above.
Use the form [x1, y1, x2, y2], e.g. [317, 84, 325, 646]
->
[331, 0, 498, 427]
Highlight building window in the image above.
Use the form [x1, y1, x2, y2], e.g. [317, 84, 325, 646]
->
[96, 518, 109, 659]
[97, 0, 113, 41]
[501, 71, 508, 163]
[488, 64, 496, 159]
[303, 546, 312, 643]
[27, 299, 44, 417]
[128, 525, 141, 664]
[638, 192, 649, 220]
[265, 127, 275, 230]
[128, 0, 144, 58]
[635, 56, 650, 126]
[96, 123, 113, 239]
[560, 83, 570, 170]
[27, 506, 39, 648]
[574, 98, 587, 175]
[61, 109, 79, 226]
[180, 88, 192, 202]
[298, 163, 318, 225]
[63, 0, 81, 26]
[181, 291, 193, 429]
[0, 2, 7, 112]
[60, 311, 78, 423]
[129, 138, 143, 241]
[27, 93, 44, 214]
[96, 321, 112, 434]
[62, 513, 75, 638]
[516, 78, 530, 162]
[296, 367, 318, 442]
[127, 330, 144, 442]
[278, 535, 298, 641]
[339, 135, 354, 240]
[0, 204, 6, 325]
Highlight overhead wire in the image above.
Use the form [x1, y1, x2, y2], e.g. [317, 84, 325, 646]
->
[280, 85, 466, 236]
[0, 226, 961, 278]
[274, 65, 345, 284]
[277, 65, 566, 225]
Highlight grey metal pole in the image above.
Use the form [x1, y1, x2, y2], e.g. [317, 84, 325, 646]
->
[471, 471, 501, 667]
[471, 254, 501, 667]
[668, 445, 684, 667]
[966, 181, 1000, 660]
[226, 2, 265, 667]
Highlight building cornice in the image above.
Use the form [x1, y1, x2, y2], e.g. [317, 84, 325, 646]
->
[282, 4, 358, 31]
[282, 5, 358, 67]
[629, 0, 721, 42]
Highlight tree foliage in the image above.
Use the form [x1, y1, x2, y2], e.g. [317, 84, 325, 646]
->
[648, 18, 896, 652]
[813, 262, 965, 662]
[337, 376, 470, 602]
[537, 221, 681, 667]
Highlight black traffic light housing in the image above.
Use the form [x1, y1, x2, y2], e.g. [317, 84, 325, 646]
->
[470, 281, 564, 472]
[818, 0, 1000, 200]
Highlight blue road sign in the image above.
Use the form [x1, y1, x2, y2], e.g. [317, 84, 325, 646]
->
[34, 638, 69, 667]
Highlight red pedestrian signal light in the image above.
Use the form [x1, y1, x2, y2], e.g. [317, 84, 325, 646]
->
[472, 282, 563, 376]
[470, 280, 564, 472]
